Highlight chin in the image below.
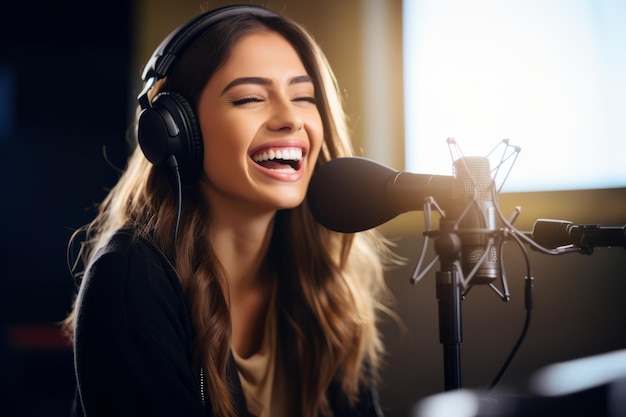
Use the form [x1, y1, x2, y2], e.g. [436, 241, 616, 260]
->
[270, 192, 307, 211]
[277, 198, 306, 211]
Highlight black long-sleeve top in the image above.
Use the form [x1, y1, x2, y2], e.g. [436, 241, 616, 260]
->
[71, 230, 383, 416]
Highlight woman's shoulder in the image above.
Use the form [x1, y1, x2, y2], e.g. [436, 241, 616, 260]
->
[77, 229, 186, 322]
[73, 229, 198, 407]
[93, 228, 162, 259]
[87, 229, 175, 284]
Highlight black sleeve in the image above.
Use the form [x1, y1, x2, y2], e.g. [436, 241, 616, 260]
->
[73, 235, 206, 416]
[327, 361, 385, 417]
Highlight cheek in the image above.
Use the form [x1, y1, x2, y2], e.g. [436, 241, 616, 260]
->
[199, 122, 246, 182]
[200, 115, 251, 158]
[307, 113, 325, 155]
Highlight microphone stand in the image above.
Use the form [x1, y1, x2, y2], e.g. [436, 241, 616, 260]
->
[412, 197, 514, 392]
[433, 218, 464, 390]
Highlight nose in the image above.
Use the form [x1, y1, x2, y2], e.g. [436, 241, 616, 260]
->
[267, 97, 304, 132]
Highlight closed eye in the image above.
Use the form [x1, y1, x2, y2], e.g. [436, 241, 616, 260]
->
[293, 96, 317, 104]
[231, 96, 264, 106]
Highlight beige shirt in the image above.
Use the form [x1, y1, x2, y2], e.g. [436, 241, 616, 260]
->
[232, 293, 293, 417]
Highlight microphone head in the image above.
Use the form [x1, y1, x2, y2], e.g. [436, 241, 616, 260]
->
[452, 156, 499, 284]
[453, 156, 493, 202]
[307, 157, 400, 233]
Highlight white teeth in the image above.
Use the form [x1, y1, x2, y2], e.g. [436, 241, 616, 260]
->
[253, 147, 303, 163]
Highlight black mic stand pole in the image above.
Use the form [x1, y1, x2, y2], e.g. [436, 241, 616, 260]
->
[433, 219, 464, 390]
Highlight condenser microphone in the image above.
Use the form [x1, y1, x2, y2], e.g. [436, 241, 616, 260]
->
[451, 156, 500, 284]
[307, 157, 453, 233]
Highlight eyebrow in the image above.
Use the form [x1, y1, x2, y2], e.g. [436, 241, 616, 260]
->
[220, 75, 313, 95]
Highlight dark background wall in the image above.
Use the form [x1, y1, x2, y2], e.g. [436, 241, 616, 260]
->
[1, 1, 625, 417]
[1, 1, 132, 415]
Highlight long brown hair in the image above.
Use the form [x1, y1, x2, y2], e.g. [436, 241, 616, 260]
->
[66, 10, 397, 417]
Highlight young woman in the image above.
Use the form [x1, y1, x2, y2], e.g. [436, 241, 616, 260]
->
[65, 5, 396, 417]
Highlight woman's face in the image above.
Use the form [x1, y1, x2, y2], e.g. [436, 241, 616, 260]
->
[197, 30, 323, 214]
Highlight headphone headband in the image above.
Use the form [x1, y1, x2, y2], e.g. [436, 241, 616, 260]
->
[141, 5, 279, 82]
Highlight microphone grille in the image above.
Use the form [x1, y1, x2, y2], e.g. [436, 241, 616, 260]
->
[464, 245, 498, 263]
[453, 156, 492, 202]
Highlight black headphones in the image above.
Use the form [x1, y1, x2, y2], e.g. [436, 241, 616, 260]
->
[136, 5, 279, 182]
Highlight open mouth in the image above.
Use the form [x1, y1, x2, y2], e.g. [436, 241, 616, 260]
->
[252, 147, 303, 172]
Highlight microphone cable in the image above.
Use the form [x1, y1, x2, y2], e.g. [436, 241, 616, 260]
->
[487, 186, 535, 391]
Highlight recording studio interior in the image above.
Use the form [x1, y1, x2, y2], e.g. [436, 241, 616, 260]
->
[2, 1, 625, 416]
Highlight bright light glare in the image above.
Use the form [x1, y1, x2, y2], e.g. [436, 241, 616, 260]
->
[403, 0, 626, 192]
[412, 390, 479, 417]
[530, 349, 626, 396]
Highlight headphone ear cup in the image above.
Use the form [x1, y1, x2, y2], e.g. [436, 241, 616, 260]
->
[137, 91, 204, 180]
[169, 92, 204, 180]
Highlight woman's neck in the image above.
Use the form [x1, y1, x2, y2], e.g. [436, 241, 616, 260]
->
[207, 203, 278, 358]
[209, 203, 276, 293]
